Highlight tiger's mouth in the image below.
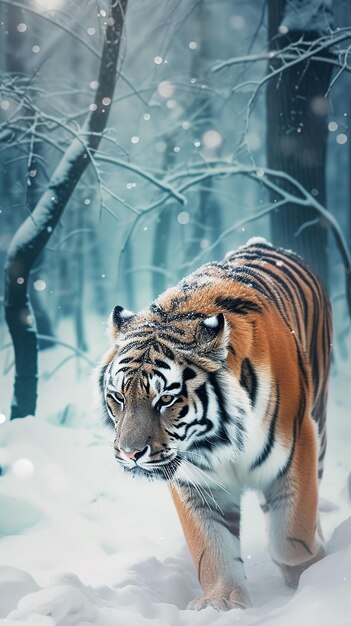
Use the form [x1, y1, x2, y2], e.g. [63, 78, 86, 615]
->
[116, 455, 181, 481]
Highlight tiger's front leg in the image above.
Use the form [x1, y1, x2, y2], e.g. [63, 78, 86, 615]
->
[170, 484, 251, 611]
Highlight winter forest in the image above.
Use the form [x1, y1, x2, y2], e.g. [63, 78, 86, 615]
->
[0, 0, 351, 624]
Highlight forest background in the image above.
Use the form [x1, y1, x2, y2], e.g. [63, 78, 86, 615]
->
[0, 0, 350, 420]
[0, 2, 351, 623]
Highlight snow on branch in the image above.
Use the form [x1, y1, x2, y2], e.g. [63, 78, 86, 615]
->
[0, 0, 149, 107]
[212, 29, 351, 167]
[213, 29, 351, 76]
[122, 160, 351, 318]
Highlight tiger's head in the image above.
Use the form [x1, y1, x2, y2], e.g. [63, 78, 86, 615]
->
[98, 303, 236, 481]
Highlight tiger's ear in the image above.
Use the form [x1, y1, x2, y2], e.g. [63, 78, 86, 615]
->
[197, 313, 229, 365]
[110, 305, 135, 338]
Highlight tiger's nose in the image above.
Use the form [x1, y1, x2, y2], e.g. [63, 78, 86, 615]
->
[120, 446, 148, 461]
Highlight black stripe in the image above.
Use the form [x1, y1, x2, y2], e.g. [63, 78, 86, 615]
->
[240, 358, 258, 407]
[159, 344, 175, 360]
[197, 548, 207, 585]
[98, 362, 109, 396]
[287, 536, 313, 556]
[225, 266, 270, 300]
[278, 417, 298, 478]
[209, 372, 245, 451]
[191, 501, 240, 537]
[119, 340, 148, 354]
[123, 330, 154, 340]
[184, 367, 197, 381]
[164, 382, 181, 391]
[194, 383, 215, 437]
[251, 386, 280, 470]
[215, 296, 262, 315]
[165, 419, 196, 441]
[266, 490, 294, 510]
[177, 405, 189, 419]
[115, 366, 132, 374]
[99, 364, 116, 430]
[154, 359, 171, 369]
[292, 332, 308, 385]
[295, 381, 306, 432]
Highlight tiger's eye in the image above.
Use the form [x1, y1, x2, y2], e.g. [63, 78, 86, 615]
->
[114, 392, 125, 405]
[160, 394, 173, 405]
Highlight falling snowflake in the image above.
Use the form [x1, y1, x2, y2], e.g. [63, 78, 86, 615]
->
[230, 15, 245, 30]
[34, 279, 46, 291]
[178, 211, 189, 225]
[202, 130, 222, 150]
[336, 133, 347, 144]
[158, 81, 174, 98]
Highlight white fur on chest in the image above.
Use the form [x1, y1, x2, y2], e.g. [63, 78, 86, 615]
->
[175, 367, 291, 494]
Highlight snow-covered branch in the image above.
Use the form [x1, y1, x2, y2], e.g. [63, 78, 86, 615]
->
[213, 30, 351, 75]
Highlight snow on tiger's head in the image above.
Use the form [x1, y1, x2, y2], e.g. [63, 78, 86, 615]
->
[97, 304, 231, 481]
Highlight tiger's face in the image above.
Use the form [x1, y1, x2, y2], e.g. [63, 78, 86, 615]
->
[99, 304, 234, 481]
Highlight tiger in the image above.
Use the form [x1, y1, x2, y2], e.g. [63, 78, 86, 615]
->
[98, 237, 332, 611]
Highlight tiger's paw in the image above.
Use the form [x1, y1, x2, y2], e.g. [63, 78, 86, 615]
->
[277, 545, 326, 589]
[187, 592, 250, 612]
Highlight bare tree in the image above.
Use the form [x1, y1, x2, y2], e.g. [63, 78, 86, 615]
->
[4, 0, 128, 419]
[0, 0, 54, 348]
[266, 0, 333, 286]
[151, 134, 177, 298]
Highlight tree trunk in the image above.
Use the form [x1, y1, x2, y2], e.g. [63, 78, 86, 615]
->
[151, 134, 177, 298]
[4, 0, 128, 419]
[266, 0, 333, 287]
[186, 0, 223, 264]
[119, 237, 136, 311]
[0, 1, 55, 349]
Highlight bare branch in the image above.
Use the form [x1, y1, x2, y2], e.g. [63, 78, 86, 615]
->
[4, 0, 129, 419]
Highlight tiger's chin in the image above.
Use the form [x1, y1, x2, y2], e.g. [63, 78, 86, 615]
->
[117, 457, 181, 482]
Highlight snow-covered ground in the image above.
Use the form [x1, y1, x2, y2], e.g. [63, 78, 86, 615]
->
[0, 341, 350, 625]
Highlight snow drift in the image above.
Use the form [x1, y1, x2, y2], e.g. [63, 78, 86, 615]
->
[0, 362, 350, 625]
